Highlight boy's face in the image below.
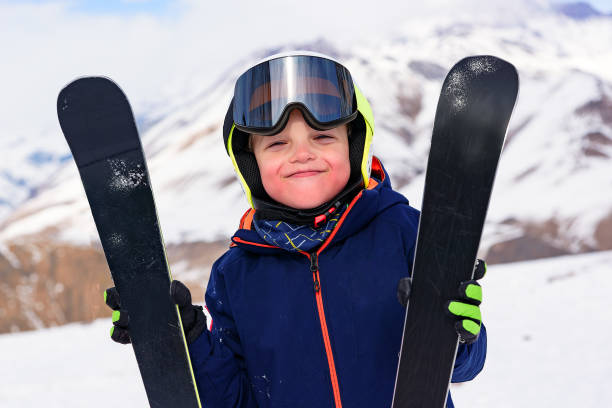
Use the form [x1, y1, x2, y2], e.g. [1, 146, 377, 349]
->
[250, 109, 350, 210]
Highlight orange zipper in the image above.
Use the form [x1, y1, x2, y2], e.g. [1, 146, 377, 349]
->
[308, 251, 342, 407]
[300, 190, 364, 408]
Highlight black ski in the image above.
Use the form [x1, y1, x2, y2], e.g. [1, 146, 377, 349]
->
[392, 56, 519, 407]
[57, 77, 202, 408]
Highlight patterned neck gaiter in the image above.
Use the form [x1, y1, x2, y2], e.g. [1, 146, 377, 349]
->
[252, 204, 348, 253]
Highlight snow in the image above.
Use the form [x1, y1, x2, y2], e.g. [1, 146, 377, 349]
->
[0, 319, 147, 407]
[451, 250, 612, 407]
[1, 250, 611, 406]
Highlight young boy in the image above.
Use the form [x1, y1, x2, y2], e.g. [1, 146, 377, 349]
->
[106, 52, 487, 407]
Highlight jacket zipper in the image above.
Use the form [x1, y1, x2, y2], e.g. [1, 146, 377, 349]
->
[302, 190, 365, 408]
[308, 250, 342, 408]
[310, 252, 320, 292]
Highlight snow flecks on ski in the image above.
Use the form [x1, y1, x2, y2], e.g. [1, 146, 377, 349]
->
[467, 56, 497, 75]
[108, 232, 126, 248]
[444, 70, 469, 112]
[444, 56, 499, 114]
[108, 159, 147, 192]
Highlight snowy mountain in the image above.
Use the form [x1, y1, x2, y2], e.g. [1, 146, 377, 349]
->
[2, 250, 611, 406]
[0, 5, 611, 333]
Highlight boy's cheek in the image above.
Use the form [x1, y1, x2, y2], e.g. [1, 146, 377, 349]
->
[254, 152, 279, 178]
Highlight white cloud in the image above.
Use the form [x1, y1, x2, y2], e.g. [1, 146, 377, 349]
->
[0, 0, 557, 143]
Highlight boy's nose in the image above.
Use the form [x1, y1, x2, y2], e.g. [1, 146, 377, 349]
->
[285, 109, 316, 163]
[289, 140, 315, 163]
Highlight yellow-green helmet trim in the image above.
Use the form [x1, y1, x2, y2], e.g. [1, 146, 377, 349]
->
[355, 84, 374, 189]
[227, 123, 256, 208]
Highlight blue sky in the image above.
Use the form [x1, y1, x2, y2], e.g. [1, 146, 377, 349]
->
[3, 0, 178, 15]
[6, 0, 612, 14]
[579, 0, 612, 11]
[69, 0, 175, 15]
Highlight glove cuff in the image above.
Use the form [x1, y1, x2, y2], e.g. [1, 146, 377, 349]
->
[185, 306, 207, 345]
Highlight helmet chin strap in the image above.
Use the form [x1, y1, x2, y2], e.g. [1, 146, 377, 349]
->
[252, 179, 363, 226]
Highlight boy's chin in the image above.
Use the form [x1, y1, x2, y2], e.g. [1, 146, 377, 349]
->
[271, 193, 334, 211]
[281, 198, 328, 210]
[265, 177, 351, 211]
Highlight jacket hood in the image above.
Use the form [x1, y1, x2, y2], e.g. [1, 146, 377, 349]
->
[230, 156, 410, 254]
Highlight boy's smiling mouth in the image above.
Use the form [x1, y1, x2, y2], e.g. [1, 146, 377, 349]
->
[286, 169, 326, 178]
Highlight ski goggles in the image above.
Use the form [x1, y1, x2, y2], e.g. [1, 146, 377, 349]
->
[232, 54, 358, 136]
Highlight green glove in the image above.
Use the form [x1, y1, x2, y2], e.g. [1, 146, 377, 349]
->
[104, 287, 131, 344]
[445, 259, 486, 345]
[397, 258, 487, 345]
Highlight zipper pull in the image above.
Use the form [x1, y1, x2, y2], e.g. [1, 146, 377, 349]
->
[310, 252, 320, 293]
[309, 252, 318, 272]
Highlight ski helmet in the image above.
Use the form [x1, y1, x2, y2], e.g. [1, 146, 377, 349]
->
[223, 51, 375, 224]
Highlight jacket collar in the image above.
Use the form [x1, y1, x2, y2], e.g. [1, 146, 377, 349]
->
[230, 156, 407, 254]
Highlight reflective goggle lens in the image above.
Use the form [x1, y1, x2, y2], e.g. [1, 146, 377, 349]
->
[233, 55, 356, 134]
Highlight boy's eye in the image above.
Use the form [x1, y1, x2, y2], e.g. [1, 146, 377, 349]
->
[267, 140, 285, 148]
[315, 134, 333, 141]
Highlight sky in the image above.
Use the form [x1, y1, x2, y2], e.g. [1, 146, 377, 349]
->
[9, 0, 177, 15]
[0, 0, 610, 146]
[10, 0, 612, 15]
[595, 0, 612, 9]
[562, 0, 612, 11]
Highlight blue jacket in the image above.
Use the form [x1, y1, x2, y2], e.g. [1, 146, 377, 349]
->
[190, 157, 486, 408]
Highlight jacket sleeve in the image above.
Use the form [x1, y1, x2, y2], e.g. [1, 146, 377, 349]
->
[188, 253, 258, 407]
[451, 323, 487, 382]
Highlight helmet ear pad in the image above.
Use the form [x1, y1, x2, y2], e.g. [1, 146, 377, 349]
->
[347, 112, 367, 186]
[223, 98, 273, 203]
[231, 128, 273, 202]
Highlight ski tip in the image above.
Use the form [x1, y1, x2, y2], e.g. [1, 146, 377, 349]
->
[454, 55, 517, 74]
[58, 75, 118, 94]
[56, 75, 140, 168]
[57, 76, 126, 117]
[440, 55, 519, 113]
[446, 55, 519, 89]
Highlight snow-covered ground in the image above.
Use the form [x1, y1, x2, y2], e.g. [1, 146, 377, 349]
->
[0, 319, 147, 407]
[451, 250, 612, 407]
[1, 250, 611, 407]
